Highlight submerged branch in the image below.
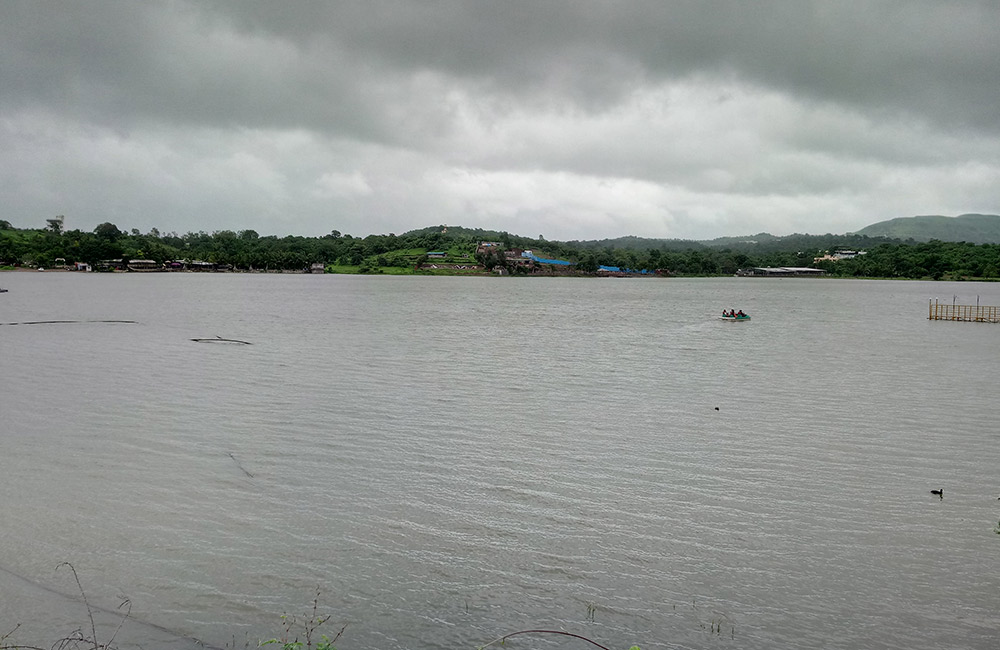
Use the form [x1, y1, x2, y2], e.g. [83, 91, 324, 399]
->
[191, 336, 251, 345]
[478, 629, 613, 650]
[0, 320, 137, 326]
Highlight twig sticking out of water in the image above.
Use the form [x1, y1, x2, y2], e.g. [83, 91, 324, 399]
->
[1, 564, 218, 650]
[228, 453, 255, 478]
[0, 623, 44, 650]
[54, 562, 131, 650]
[689, 599, 735, 640]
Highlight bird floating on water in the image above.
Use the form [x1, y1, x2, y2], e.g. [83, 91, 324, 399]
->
[930, 489, 943, 498]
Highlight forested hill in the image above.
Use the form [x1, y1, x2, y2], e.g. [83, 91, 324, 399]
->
[468, 229, 899, 253]
[405, 228, 701, 251]
[696, 232, 898, 253]
[852, 213, 1000, 243]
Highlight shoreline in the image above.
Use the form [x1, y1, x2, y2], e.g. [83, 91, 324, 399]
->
[3, 266, 997, 281]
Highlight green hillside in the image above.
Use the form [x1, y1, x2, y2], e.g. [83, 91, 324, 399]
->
[852, 213, 1000, 243]
[6, 213, 1000, 279]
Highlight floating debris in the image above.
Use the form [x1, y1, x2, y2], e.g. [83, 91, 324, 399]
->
[191, 335, 252, 345]
[0, 319, 138, 326]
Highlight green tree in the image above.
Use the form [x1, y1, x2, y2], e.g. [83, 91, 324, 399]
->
[94, 222, 123, 240]
[576, 255, 599, 273]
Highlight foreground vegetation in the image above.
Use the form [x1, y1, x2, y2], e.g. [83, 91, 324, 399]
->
[3, 219, 1000, 279]
[0, 570, 640, 650]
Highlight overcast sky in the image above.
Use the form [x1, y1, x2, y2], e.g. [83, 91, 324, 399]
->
[3, 1, 999, 241]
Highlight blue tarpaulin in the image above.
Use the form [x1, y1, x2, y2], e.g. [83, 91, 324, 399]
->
[529, 255, 573, 266]
[599, 265, 653, 274]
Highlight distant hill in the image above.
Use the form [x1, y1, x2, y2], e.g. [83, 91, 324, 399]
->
[565, 235, 702, 252]
[697, 231, 899, 253]
[700, 232, 780, 247]
[852, 213, 1000, 243]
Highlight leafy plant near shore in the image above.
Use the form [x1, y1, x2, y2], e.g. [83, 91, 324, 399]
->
[259, 589, 345, 650]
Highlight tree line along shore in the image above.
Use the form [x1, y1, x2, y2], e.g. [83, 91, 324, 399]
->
[3, 220, 1000, 280]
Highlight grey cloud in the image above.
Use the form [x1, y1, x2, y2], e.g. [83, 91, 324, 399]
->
[2, 2, 402, 142]
[1, 1, 999, 239]
[197, 0, 1000, 130]
[7, 1, 999, 135]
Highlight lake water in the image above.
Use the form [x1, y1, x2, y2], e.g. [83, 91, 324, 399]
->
[1, 273, 999, 650]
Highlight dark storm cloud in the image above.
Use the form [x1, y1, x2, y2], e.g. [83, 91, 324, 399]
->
[199, 0, 1000, 132]
[1, 1, 999, 239]
[6, 1, 998, 134]
[2, 2, 387, 139]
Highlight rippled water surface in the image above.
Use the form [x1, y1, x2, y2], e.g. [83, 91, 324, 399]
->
[1, 273, 999, 650]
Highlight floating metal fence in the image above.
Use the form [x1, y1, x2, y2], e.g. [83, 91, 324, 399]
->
[928, 299, 1000, 323]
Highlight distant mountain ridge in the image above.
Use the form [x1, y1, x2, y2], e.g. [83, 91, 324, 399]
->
[401, 215, 1000, 254]
[852, 213, 1000, 243]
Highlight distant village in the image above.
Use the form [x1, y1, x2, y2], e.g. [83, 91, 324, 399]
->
[35, 258, 327, 274]
[40, 241, 676, 276]
[5, 216, 878, 278]
[732, 250, 864, 277]
[472, 241, 664, 276]
[23, 244, 871, 278]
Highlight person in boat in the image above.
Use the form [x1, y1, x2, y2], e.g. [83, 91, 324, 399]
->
[736, 310, 746, 317]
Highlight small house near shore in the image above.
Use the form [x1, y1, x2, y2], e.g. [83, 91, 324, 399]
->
[736, 267, 826, 277]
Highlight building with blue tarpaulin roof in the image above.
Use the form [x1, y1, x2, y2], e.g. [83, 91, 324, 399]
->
[599, 265, 654, 275]
[522, 251, 573, 266]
